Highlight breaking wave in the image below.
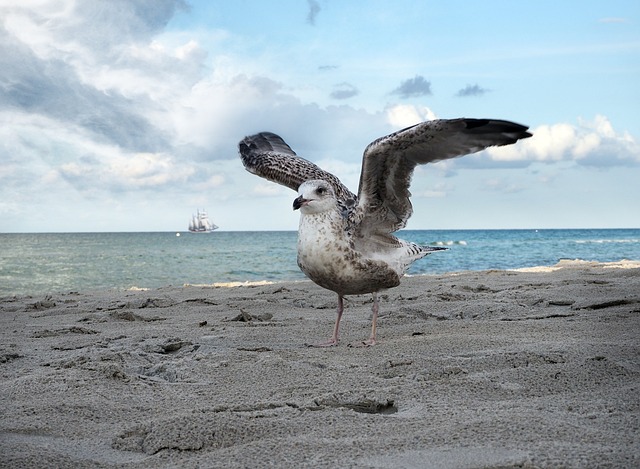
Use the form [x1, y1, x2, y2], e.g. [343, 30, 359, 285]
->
[575, 239, 640, 244]
[432, 240, 468, 246]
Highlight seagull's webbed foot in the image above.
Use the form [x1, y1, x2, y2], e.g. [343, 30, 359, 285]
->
[307, 337, 339, 348]
[347, 337, 376, 348]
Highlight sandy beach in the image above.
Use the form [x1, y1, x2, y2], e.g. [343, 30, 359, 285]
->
[1, 259, 639, 468]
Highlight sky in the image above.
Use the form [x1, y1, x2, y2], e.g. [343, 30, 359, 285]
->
[1, 0, 639, 233]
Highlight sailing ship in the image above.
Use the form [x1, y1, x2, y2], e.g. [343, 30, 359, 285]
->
[188, 209, 218, 233]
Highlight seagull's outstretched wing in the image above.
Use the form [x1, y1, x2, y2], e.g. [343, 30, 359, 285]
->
[355, 118, 532, 235]
[239, 132, 356, 202]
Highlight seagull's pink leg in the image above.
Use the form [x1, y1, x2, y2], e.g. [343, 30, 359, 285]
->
[309, 294, 343, 347]
[364, 292, 379, 346]
[350, 292, 379, 347]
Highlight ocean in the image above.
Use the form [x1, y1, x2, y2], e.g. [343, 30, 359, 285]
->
[1, 229, 639, 297]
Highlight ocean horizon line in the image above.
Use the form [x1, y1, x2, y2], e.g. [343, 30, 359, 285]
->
[2, 227, 639, 235]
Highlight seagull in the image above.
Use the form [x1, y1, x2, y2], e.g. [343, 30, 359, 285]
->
[239, 118, 532, 346]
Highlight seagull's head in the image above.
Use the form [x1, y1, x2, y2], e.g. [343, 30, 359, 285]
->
[293, 180, 336, 214]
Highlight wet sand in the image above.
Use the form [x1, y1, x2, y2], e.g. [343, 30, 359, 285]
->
[1, 260, 639, 468]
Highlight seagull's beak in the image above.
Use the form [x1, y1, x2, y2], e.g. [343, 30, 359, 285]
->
[293, 195, 308, 211]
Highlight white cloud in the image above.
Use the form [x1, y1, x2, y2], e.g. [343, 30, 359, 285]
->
[481, 178, 524, 193]
[415, 182, 451, 198]
[488, 122, 576, 162]
[0, 110, 194, 197]
[199, 174, 225, 189]
[386, 104, 437, 129]
[485, 115, 640, 167]
[314, 159, 362, 190]
[85, 152, 194, 188]
[252, 183, 289, 197]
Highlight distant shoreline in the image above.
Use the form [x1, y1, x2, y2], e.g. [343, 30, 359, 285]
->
[3, 259, 639, 299]
[2, 227, 640, 234]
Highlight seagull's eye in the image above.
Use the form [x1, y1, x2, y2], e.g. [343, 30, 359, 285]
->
[316, 187, 326, 195]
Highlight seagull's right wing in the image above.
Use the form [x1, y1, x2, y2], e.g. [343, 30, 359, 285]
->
[239, 132, 355, 202]
[355, 119, 532, 235]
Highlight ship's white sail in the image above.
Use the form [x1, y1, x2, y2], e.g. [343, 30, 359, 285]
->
[188, 209, 218, 233]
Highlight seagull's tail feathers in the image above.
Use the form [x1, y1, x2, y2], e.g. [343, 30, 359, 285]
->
[407, 244, 447, 266]
[363, 238, 446, 276]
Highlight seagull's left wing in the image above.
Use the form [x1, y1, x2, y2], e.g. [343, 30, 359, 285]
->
[239, 132, 355, 202]
[355, 118, 532, 236]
